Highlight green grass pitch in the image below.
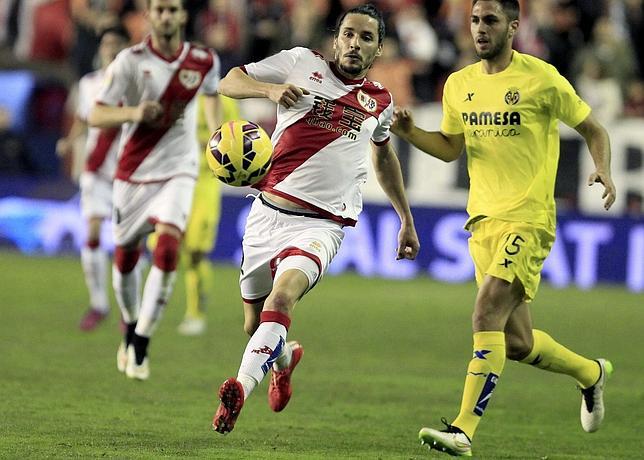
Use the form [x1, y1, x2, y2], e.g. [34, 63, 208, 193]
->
[0, 250, 642, 459]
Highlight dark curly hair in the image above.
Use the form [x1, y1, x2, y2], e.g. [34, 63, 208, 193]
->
[334, 4, 385, 44]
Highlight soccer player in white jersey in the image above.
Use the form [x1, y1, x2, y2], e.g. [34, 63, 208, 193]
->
[88, 0, 221, 380]
[56, 27, 130, 331]
[211, 4, 420, 434]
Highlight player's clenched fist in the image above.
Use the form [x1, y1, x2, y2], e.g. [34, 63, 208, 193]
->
[391, 107, 415, 137]
[268, 84, 310, 108]
[136, 100, 164, 124]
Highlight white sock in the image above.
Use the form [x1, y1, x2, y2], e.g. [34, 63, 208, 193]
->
[236, 321, 287, 399]
[135, 266, 177, 337]
[237, 375, 257, 400]
[273, 342, 293, 371]
[81, 246, 109, 313]
[112, 264, 141, 323]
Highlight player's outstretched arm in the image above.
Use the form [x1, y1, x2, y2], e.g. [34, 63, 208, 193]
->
[574, 113, 617, 210]
[371, 141, 420, 261]
[218, 67, 309, 109]
[391, 107, 464, 163]
[88, 101, 163, 128]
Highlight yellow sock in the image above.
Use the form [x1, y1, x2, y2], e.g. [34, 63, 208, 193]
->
[452, 331, 505, 440]
[197, 259, 214, 309]
[184, 268, 202, 319]
[520, 329, 600, 388]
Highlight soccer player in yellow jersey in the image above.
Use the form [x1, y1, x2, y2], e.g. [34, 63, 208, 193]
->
[392, 0, 617, 456]
[176, 94, 240, 335]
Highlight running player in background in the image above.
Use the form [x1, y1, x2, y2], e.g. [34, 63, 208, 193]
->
[88, 0, 221, 380]
[211, 4, 420, 434]
[56, 26, 130, 331]
[391, 0, 616, 456]
[176, 94, 239, 336]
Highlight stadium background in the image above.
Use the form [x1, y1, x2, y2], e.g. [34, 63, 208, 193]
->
[1, 1, 643, 458]
[0, 0, 642, 291]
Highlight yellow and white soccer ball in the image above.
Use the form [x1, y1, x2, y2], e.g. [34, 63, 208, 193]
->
[205, 120, 273, 187]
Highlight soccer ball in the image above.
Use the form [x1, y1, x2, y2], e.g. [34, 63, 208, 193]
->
[205, 120, 273, 187]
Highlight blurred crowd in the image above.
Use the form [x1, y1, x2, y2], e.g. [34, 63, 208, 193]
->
[0, 0, 643, 178]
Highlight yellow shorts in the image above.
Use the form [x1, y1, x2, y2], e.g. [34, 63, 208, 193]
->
[467, 218, 555, 301]
[183, 166, 221, 253]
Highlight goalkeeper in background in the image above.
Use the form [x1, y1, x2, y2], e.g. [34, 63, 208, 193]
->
[176, 93, 240, 336]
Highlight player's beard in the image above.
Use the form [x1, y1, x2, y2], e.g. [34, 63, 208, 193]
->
[475, 36, 507, 60]
[338, 61, 364, 77]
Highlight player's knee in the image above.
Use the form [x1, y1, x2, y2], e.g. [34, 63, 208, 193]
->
[153, 233, 180, 272]
[190, 251, 204, 267]
[472, 310, 495, 330]
[114, 246, 141, 273]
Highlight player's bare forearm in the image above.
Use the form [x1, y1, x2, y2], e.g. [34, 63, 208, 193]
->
[391, 108, 463, 162]
[88, 104, 138, 128]
[404, 127, 463, 162]
[68, 116, 87, 142]
[202, 93, 221, 132]
[218, 67, 275, 100]
[576, 114, 611, 173]
[56, 116, 87, 157]
[372, 142, 414, 224]
[574, 113, 617, 210]
[219, 67, 309, 108]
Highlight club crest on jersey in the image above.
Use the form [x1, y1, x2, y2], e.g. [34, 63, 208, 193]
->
[179, 69, 202, 90]
[357, 90, 377, 112]
[505, 88, 520, 105]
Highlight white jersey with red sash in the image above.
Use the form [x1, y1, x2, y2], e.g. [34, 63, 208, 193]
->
[77, 69, 120, 181]
[98, 37, 220, 183]
[243, 46, 394, 227]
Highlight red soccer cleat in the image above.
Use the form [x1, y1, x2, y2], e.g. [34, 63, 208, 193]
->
[212, 378, 245, 434]
[268, 341, 303, 412]
[79, 308, 108, 331]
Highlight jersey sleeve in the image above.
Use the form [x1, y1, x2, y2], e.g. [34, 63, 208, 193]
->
[371, 97, 393, 145]
[75, 78, 90, 121]
[440, 75, 464, 135]
[547, 65, 591, 128]
[200, 50, 221, 95]
[97, 50, 132, 106]
[243, 47, 305, 84]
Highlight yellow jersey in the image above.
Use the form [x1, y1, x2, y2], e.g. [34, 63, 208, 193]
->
[441, 51, 591, 231]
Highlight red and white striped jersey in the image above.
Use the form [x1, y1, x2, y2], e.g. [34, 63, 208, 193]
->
[97, 37, 220, 183]
[77, 69, 120, 180]
[244, 47, 394, 227]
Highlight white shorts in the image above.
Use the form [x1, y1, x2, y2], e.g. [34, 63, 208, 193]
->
[80, 172, 112, 219]
[240, 195, 344, 303]
[112, 176, 196, 246]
